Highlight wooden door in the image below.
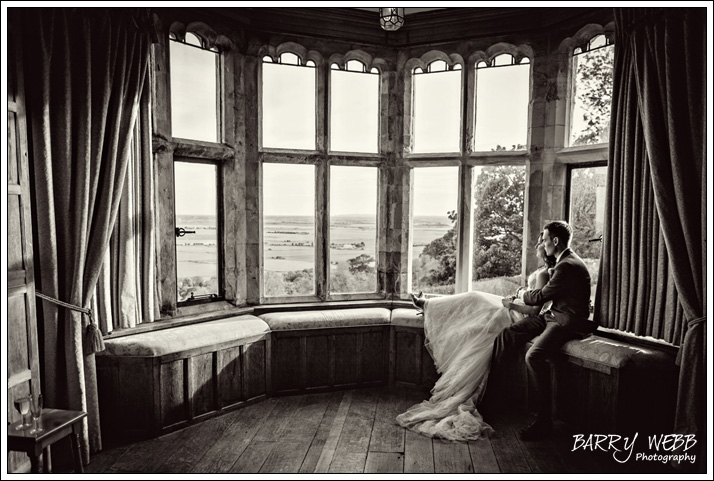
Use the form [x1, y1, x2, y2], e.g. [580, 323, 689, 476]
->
[7, 11, 41, 473]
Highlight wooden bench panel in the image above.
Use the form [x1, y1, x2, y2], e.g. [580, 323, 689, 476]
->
[270, 326, 389, 395]
[96, 333, 270, 442]
[217, 346, 243, 407]
[391, 326, 437, 390]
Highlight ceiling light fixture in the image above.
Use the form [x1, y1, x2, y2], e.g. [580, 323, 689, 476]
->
[379, 8, 405, 32]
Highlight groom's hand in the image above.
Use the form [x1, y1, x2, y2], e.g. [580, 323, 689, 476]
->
[501, 297, 512, 308]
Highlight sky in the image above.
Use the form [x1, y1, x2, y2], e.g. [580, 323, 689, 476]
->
[172, 52, 532, 218]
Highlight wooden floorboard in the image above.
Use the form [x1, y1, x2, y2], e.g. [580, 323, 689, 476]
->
[84, 444, 132, 474]
[487, 412, 532, 473]
[190, 398, 278, 473]
[105, 429, 183, 473]
[364, 451, 404, 473]
[468, 438, 500, 473]
[87, 385, 670, 475]
[259, 440, 311, 473]
[404, 428, 434, 474]
[229, 441, 275, 473]
[154, 412, 234, 473]
[327, 451, 368, 473]
[369, 388, 406, 453]
[328, 389, 377, 473]
[434, 438, 474, 473]
[300, 391, 346, 473]
[252, 394, 305, 442]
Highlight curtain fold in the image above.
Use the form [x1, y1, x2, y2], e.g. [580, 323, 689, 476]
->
[595, 9, 684, 344]
[629, 8, 706, 473]
[97, 84, 157, 332]
[598, 7, 706, 473]
[23, 7, 151, 462]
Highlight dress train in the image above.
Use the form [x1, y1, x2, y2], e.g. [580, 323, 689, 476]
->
[395, 290, 524, 441]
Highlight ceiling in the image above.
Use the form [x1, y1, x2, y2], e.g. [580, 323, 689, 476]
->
[354, 8, 447, 16]
[192, 7, 613, 48]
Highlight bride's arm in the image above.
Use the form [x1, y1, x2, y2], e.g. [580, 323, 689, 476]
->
[501, 297, 541, 315]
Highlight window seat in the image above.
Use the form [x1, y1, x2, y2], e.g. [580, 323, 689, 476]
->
[258, 307, 391, 330]
[256, 308, 391, 395]
[527, 331, 678, 436]
[390, 307, 424, 327]
[95, 306, 678, 444]
[555, 333, 674, 372]
[99, 315, 270, 357]
[96, 315, 271, 442]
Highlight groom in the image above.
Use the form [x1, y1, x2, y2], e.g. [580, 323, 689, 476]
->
[484, 220, 596, 440]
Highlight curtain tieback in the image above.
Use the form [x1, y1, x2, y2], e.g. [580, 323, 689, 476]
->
[36, 291, 105, 354]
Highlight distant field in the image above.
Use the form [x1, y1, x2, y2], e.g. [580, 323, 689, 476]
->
[176, 214, 453, 277]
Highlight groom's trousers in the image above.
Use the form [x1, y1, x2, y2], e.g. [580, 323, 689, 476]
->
[486, 314, 579, 422]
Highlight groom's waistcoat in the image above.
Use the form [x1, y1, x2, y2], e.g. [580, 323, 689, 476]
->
[523, 249, 594, 333]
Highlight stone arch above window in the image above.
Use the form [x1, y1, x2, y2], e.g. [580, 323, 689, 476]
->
[405, 51, 465, 75]
[327, 50, 387, 74]
[259, 42, 324, 67]
[468, 43, 534, 69]
[559, 22, 616, 58]
[169, 21, 235, 52]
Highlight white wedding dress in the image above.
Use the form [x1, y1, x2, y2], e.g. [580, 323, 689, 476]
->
[395, 270, 545, 442]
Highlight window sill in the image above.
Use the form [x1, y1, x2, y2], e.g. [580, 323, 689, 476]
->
[253, 298, 412, 316]
[327, 151, 381, 159]
[259, 147, 319, 156]
[404, 152, 461, 164]
[172, 138, 235, 160]
[556, 144, 608, 162]
[594, 326, 679, 355]
[465, 150, 529, 165]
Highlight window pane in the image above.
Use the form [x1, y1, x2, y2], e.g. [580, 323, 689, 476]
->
[493, 54, 512, 66]
[411, 167, 458, 295]
[570, 44, 614, 146]
[280, 52, 300, 65]
[262, 62, 316, 150]
[170, 40, 218, 142]
[471, 165, 526, 296]
[413, 70, 461, 153]
[174, 162, 219, 302]
[474, 63, 530, 152]
[569, 166, 607, 311]
[330, 69, 379, 153]
[330, 167, 378, 293]
[263, 163, 316, 296]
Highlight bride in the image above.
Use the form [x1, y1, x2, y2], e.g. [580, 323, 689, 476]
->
[395, 237, 555, 442]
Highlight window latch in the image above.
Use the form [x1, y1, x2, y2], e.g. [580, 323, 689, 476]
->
[175, 227, 196, 238]
[588, 234, 603, 243]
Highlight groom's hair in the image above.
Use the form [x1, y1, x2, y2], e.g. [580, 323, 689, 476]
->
[544, 220, 573, 247]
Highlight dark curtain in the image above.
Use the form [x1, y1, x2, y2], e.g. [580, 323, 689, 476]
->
[597, 7, 706, 472]
[23, 7, 151, 461]
[93, 82, 158, 333]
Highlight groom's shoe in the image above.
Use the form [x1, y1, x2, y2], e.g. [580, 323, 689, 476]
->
[518, 419, 553, 441]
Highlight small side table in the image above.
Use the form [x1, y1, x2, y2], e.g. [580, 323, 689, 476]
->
[7, 408, 87, 474]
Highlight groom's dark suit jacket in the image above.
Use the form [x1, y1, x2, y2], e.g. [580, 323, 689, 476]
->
[523, 248, 596, 335]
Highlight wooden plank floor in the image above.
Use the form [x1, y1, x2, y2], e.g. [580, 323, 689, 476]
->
[82, 386, 677, 475]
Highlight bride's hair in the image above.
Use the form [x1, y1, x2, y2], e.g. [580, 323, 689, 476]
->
[536, 233, 557, 268]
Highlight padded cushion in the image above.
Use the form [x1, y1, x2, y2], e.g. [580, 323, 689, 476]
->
[99, 315, 270, 357]
[558, 335, 673, 369]
[390, 308, 424, 328]
[259, 307, 390, 331]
